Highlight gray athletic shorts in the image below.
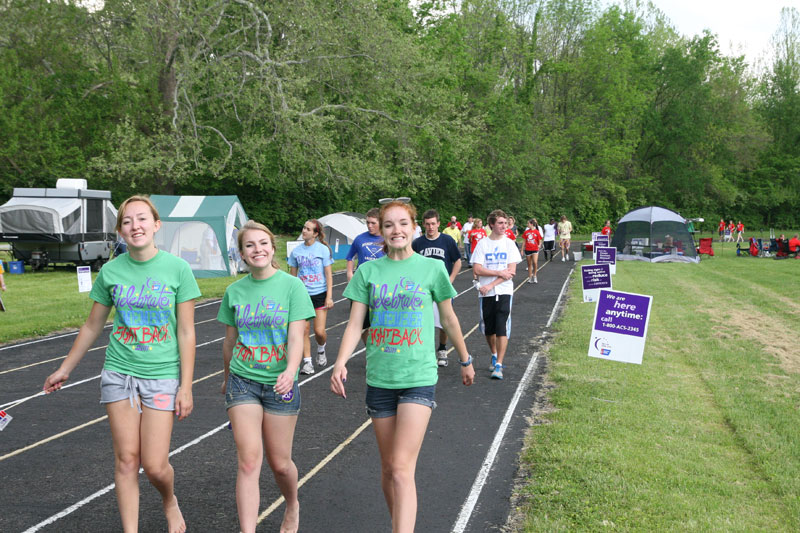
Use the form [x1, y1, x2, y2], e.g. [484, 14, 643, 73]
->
[100, 369, 179, 413]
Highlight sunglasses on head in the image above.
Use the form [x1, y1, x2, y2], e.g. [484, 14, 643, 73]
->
[378, 197, 411, 205]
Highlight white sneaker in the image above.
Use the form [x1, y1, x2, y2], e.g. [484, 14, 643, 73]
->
[437, 350, 448, 367]
[316, 348, 327, 367]
[300, 359, 315, 375]
[527, 277, 533, 284]
[561, 256, 566, 262]
[534, 276, 538, 283]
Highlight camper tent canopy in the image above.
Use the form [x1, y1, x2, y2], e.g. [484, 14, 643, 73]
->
[293, 212, 367, 260]
[149, 195, 248, 278]
[0, 184, 116, 242]
[0, 179, 117, 269]
[611, 206, 699, 263]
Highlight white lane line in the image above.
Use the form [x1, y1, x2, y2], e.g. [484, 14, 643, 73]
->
[547, 267, 574, 328]
[256, 419, 374, 524]
[20, 422, 231, 533]
[451, 353, 540, 533]
[452, 264, 574, 532]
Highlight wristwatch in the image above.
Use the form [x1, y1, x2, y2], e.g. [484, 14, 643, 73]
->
[459, 355, 473, 367]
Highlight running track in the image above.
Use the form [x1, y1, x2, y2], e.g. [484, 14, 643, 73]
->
[0, 250, 577, 532]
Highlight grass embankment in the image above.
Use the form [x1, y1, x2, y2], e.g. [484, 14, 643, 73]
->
[0, 235, 346, 344]
[518, 253, 800, 531]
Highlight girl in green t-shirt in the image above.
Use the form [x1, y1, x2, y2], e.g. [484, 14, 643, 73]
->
[43, 195, 199, 533]
[218, 220, 314, 533]
[331, 201, 475, 533]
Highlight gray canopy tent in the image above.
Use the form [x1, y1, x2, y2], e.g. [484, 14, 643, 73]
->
[610, 206, 699, 263]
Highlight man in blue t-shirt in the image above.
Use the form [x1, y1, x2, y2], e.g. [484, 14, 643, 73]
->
[346, 207, 384, 281]
[412, 208, 462, 367]
[345, 207, 384, 343]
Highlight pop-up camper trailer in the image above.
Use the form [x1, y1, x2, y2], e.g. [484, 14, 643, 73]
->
[0, 179, 118, 270]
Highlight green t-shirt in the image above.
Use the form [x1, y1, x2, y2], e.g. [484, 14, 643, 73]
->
[343, 253, 456, 389]
[217, 270, 315, 384]
[91, 250, 201, 379]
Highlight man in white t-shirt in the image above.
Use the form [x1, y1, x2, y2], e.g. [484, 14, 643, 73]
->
[461, 215, 474, 262]
[471, 209, 521, 380]
[542, 218, 557, 261]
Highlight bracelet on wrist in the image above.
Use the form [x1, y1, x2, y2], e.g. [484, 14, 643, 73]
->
[460, 354, 473, 367]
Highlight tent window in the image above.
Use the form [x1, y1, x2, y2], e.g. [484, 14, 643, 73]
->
[86, 199, 103, 233]
[61, 208, 81, 234]
[3, 209, 55, 234]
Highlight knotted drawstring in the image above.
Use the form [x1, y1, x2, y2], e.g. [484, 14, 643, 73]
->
[123, 374, 143, 413]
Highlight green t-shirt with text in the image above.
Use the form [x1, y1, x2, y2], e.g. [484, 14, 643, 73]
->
[343, 253, 456, 389]
[91, 251, 201, 379]
[217, 270, 315, 385]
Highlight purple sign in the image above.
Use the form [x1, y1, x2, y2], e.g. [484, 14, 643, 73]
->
[594, 290, 650, 338]
[593, 235, 609, 248]
[596, 246, 616, 265]
[581, 264, 611, 290]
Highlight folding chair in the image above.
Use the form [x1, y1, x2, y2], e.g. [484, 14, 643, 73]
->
[697, 238, 714, 257]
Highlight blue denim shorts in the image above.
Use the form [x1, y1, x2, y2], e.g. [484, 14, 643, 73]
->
[225, 373, 301, 416]
[365, 385, 437, 418]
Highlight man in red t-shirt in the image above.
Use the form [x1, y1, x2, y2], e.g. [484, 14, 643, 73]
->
[447, 215, 462, 230]
[718, 219, 725, 241]
[523, 219, 543, 283]
[468, 219, 487, 281]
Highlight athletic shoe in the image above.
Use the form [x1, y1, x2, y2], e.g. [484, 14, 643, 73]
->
[437, 349, 448, 367]
[491, 364, 504, 380]
[316, 348, 327, 367]
[534, 276, 538, 283]
[489, 354, 497, 371]
[561, 256, 566, 262]
[300, 359, 315, 375]
[527, 277, 533, 284]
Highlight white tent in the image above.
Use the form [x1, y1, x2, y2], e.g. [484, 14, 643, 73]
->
[610, 206, 699, 263]
[149, 195, 248, 277]
[292, 212, 367, 260]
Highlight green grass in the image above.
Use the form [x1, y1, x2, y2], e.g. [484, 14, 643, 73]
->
[518, 253, 800, 531]
[0, 235, 346, 344]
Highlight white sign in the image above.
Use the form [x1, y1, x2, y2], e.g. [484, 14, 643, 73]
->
[581, 264, 612, 302]
[335, 238, 340, 254]
[589, 290, 652, 365]
[77, 266, 93, 293]
[595, 246, 617, 275]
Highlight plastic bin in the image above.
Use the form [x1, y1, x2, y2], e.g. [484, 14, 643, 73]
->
[8, 261, 24, 274]
[573, 251, 583, 261]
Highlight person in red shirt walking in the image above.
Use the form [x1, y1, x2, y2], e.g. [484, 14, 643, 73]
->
[523, 219, 543, 283]
[601, 220, 612, 236]
[718, 219, 725, 242]
[735, 221, 745, 243]
[468, 219, 487, 282]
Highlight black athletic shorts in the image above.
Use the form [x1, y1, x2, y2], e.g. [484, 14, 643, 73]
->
[479, 294, 512, 337]
[310, 292, 326, 310]
[543, 241, 555, 251]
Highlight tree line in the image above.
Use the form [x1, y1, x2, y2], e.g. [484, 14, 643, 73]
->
[1, 0, 798, 232]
